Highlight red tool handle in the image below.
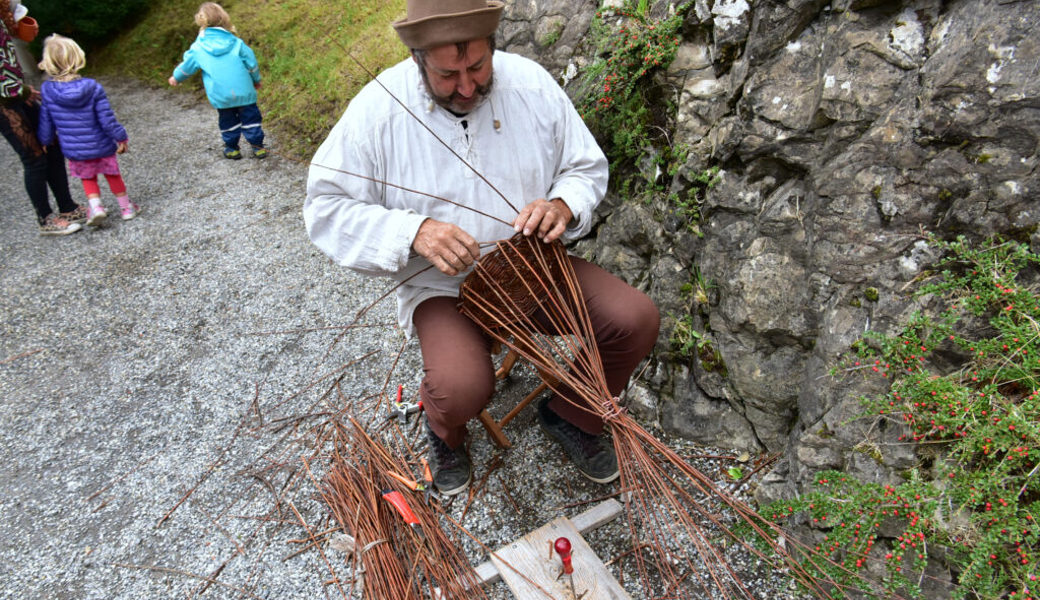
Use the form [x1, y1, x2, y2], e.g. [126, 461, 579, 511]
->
[396, 384, 403, 403]
[554, 537, 573, 574]
[382, 489, 420, 526]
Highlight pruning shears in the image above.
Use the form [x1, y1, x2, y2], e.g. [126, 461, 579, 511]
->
[386, 458, 438, 504]
[386, 384, 423, 425]
[380, 488, 424, 539]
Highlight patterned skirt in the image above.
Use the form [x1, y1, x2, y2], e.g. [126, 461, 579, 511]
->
[68, 154, 120, 179]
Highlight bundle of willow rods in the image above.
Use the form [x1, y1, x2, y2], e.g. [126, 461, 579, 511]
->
[459, 234, 853, 599]
[322, 418, 488, 599]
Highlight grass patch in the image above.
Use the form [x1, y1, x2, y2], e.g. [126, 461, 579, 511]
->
[91, 0, 408, 158]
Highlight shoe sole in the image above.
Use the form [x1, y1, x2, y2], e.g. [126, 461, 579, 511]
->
[121, 206, 140, 220]
[40, 223, 82, 236]
[537, 420, 620, 484]
[435, 475, 472, 497]
[86, 212, 107, 226]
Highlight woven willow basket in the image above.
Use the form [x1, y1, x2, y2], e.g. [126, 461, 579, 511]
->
[458, 233, 567, 332]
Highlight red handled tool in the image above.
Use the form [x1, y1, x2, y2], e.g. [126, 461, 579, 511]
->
[381, 489, 423, 538]
[387, 384, 423, 424]
[555, 537, 578, 597]
[385, 453, 438, 504]
[554, 537, 574, 574]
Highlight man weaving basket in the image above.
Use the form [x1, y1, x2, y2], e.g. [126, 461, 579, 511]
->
[304, 0, 659, 497]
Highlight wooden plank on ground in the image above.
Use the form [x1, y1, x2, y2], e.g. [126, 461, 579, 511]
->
[489, 514, 630, 599]
[471, 498, 623, 588]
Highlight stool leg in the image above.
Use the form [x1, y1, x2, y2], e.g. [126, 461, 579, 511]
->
[479, 409, 512, 448]
[495, 349, 520, 380]
[499, 381, 548, 428]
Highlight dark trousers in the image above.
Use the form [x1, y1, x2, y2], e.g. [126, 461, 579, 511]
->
[0, 100, 76, 223]
[414, 256, 661, 448]
[217, 104, 264, 150]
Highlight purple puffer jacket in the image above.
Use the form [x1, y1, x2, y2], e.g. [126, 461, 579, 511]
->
[38, 78, 127, 161]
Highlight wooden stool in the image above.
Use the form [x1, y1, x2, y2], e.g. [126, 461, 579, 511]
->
[477, 343, 554, 448]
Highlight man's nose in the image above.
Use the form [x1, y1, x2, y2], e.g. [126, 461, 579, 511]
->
[457, 71, 476, 98]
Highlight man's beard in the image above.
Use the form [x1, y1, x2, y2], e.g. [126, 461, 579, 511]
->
[422, 72, 495, 115]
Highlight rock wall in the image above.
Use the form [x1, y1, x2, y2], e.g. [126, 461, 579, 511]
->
[502, 0, 1039, 506]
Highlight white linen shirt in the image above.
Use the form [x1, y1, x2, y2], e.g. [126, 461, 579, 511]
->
[304, 51, 608, 335]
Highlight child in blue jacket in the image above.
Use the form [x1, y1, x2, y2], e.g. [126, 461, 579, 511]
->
[37, 34, 139, 225]
[168, 2, 266, 160]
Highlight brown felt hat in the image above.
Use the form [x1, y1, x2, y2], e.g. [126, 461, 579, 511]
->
[393, 0, 504, 50]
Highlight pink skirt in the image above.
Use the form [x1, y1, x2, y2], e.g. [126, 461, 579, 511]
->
[68, 155, 121, 179]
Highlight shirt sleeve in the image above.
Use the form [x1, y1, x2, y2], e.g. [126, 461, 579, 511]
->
[172, 48, 199, 82]
[239, 41, 261, 84]
[543, 78, 608, 241]
[94, 84, 128, 143]
[304, 106, 428, 276]
[37, 90, 54, 146]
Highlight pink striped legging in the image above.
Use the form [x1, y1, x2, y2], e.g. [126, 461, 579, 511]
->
[414, 256, 660, 448]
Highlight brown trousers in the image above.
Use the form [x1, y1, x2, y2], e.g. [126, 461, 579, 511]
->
[414, 256, 660, 448]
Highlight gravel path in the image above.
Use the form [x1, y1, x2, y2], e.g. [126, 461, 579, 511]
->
[0, 78, 802, 600]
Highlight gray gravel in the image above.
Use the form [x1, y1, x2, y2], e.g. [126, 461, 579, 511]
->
[0, 78, 804, 600]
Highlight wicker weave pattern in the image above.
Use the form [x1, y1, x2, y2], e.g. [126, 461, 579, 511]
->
[458, 233, 567, 331]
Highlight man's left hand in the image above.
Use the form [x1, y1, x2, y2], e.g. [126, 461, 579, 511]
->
[513, 198, 573, 243]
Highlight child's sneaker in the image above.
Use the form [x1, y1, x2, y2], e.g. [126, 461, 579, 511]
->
[60, 204, 88, 224]
[223, 148, 242, 160]
[251, 146, 268, 159]
[39, 213, 82, 236]
[120, 201, 141, 220]
[86, 204, 108, 226]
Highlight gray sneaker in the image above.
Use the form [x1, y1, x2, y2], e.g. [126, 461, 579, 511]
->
[425, 421, 472, 496]
[537, 399, 619, 484]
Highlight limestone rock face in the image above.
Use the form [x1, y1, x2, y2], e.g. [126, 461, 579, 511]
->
[502, 0, 1040, 518]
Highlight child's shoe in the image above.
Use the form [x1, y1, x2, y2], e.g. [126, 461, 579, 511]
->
[117, 198, 140, 220]
[251, 146, 268, 159]
[39, 213, 82, 236]
[223, 148, 242, 160]
[60, 204, 88, 224]
[86, 204, 108, 226]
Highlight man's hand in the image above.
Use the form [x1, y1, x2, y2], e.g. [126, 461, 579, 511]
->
[412, 219, 480, 276]
[513, 198, 573, 243]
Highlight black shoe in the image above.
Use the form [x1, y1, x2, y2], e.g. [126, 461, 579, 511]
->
[425, 421, 472, 496]
[537, 399, 619, 484]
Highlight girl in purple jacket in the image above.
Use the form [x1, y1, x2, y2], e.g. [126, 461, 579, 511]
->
[37, 34, 139, 225]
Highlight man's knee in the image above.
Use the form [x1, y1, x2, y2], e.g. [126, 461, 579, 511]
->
[604, 289, 660, 353]
[422, 369, 495, 428]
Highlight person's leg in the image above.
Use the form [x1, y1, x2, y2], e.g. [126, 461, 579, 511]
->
[239, 104, 265, 155]
[103, 173, 126, 196]
[104, 173, 138, 219]
[217, 107, 242, 158]
[81, 176, 107, 225]
[0, 103, 52, 221]
[413, 296, 497, 448]
[537, 256, 660, 435]
[36, 129, 77, 213]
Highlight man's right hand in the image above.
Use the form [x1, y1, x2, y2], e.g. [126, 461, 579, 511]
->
[412, 219, 480, 276]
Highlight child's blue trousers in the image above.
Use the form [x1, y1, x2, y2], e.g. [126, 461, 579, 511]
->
[217, 104, 264, 150]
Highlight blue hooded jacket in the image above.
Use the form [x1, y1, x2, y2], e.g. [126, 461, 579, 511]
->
[38, 78, 128, 161]
[171, 27, 260, 109]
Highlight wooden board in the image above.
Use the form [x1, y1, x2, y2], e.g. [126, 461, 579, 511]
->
[489, 514, 630, 599]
